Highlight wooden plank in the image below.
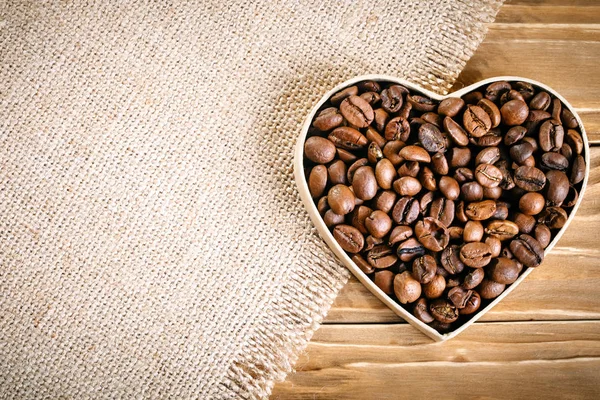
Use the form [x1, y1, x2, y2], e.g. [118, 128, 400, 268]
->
[497, 3, 600, 25]
[324, 146, 600, 324]
[272, 321, 600, 399]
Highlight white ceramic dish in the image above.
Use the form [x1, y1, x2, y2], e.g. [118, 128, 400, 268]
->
[294, 75, 590, 342]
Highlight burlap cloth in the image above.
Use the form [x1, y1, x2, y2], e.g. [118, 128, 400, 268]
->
[0, 1, 502, 398]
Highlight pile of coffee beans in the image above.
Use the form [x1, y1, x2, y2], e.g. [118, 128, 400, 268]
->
[303, 79, 586, 333]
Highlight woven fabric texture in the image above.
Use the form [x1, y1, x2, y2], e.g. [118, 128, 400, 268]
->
[0, 1, 502, 398]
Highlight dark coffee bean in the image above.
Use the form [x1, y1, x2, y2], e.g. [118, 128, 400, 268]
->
[317, 196, 329, 216]
[333, 224, 364, 253]
[501, 247, 514, 259]
[485, 81, 511, 102]
[419, 123, 447, 153]
[454, 167, 474, 184]
[367, 142, 383, 164]
[365, 210, 392, 238]
[504, 126, 527, 146]
[475, 164, 503, 188]
[436, 176, 458, 200]
[519, 192, 545, 215]
[382, 141, 406, 167]
[327, 184, 356, 215]
[537, 206, 568, 229]
[566, 129, 584, 155]
[429, 197, 455, 227]
[510, 234, 544, 268]
[441, 245, 465, 275]
[372, 109, 389, 133]
[545, 170, 570, 206]
[448, 226, 464, 240]
[463, 268, 485, 290]
[534, 224, 552, 249]
[463, 91, 483, 104]
[328, 127, 368, 150]
[501, 89, 525, 105]
[388, 225, 413, 246]
[461, 181, 483, 202]
[463, 220, 484, 242]
[460, 242, 493, 268]
[448, 147, 472, 168]
[448, 286, 474, 309]
[501, 100, 529, 126]
[393, 176, 422, 196]
[455, 200, 468, 224]
[350, 205, 372, 234]
[510, 142, 534, 164]
[539, 119, 564, 152]
[540, 152, 569, 171]
[429, 299, 459, 323]
[308, 165, 328, 198]
[459, 291, 481, 315]
[421, 112, 443, 128]
[394, 271, 421, 304]
[486, 236, 502, 257]
[561, 108, 578, 129]
[514, 166, 546, 191]
[313, 107, 344, 131]
[413, 298, 434, 323]
[478, 279, 506, 299]
[472, 129, 503, 147]
[492, 202, 509, 219]
[372, 190, 397, 213]
[374, 159, 396, 190]
[432, 153, 449, 175]
[419, 191, 435, 214]
[304, 136, 336, 163]
[358, 80, 381, 93]
[415, 217, 449, 252]
[412, 255, 437, 284]
[397, 238, 426, 262]
[419, 167, 437, 192]
[488, 257, 519, 284]
[352, 254, 375, 275]
[564, 185, 579, 208]
[443, 116, 470, 147]
[364, 235, 384, 252]
[323, 209, 344, 227]
[367, 245, 398, 269]
[360, 91, 381, 106]
[465, 200, 497, 221]
[478, 98, 501, 128]
[399, 145, 431, 163]
[381, 85, 406, 113]
[530, 91, 551, 110]
[476, 147, 501, 165]
[485, 219, 519, 241]
[392, 196, 420, 225]
[551, 98, 562, 121]
[463, 105, 492, 137]
[347, 158, 369, 184]
[337, 148, 357, 163]
[438, 97, 464, 117]
[515, 81, 535, 101]
[330, 85, 358, 105]
[570, 155, 586, 185]
[373, 270, 395, 295]
[513, 212, 536, 234]
[385, 116, 410, 141]
[352, 166, 378, 200]
[407, 94, 436, 112]
[423, 274, 446, 299]
[328, 159, 347, 185]
[397, 161, 420, 178]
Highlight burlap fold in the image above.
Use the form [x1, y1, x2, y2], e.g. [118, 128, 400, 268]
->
[0, 1, 502, 398]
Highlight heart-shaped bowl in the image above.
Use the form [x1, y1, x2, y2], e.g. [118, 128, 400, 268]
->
[294, 74, 590, 341]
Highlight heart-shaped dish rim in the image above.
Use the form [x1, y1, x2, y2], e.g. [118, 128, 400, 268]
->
[294, 74, 590, 342]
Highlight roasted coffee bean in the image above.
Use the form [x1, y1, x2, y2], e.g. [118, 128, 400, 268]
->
[323, 209, 344, 227]
[421, 112, 443, 128]
[485, 236, 502, 258]
[441, 245, 465, 275]
[513, 212, 536, 234]
[478, 98, 501, 128]
[412, 255, 437, 284]
[530, 91, 551, 110]
[534, 224, 552, 249]
[448, 147, 472, 168]
[333, 224, 364, 253]
[501, 100, 529, 126]
[393, 176, 422, 197]
[352, 166, 378, 200]
[504, 126, 527, 146]
[454, 167, 474, 184]
[347, 158, 369, 184]
[515, 81, 535, 100]
[373, 270, 395, 295]
[463, 220, 484, 242]
[463, 105, 492, 137]
[381, 85, 406, 113]
[367, 142, 383, 164]
[537, 206, 568, 229]
[563, 185, 579, 208]
[510, 142, 534, 164]
[419, 191, 435, 214]
[358, 80, 381, 93]
[397, 161, 420, 178]
[313, 107, 344, 131]
[540, 152, 569, 171]
[308, 165, 328, 198]
[510, 234, 544, 268]
[372, 190, 397, 213]
[430, 299, 459, 323]
[501, 89, 525, 106]
[492, 202, 509, 219]
[419, 123, 447, 153]
[438, 97, 464, 117]
[519, 192, 545, 215]
[336, 148, 357, 164]
[460, 242, 492, 268]
[385, 116, 410, 141]
[327, 184, 356, 215]
[367, 245, 398, 269]
[488, 257, 520, 284]
[443, 116, 470, 147]
[570, 155, 586, 185]
[448, 286, 474, 309]
[392, 196, 420, 225]
[351, 205, 372, 234]
[561, 108, 578, 129]
[397, 238, 426, 262]
[330, 85, 358, 105]
[399, 145, 431, 163]
[423, 274, 446, 299]
[419, 167, 437, 192]
[372, 109, 389, 133]
[366, 126, 386, 148]
[413, 298, 434, 323]
[461, 181, 484, 202]
[382, 140, 405, 167]
[352, 254, 375, 275]
[485, 81, 511, 102]
[472, 128, 503, 147]
[551, 98, 562, 121]
[365, 210, 393, 238]
[388, 225, 413, 246]
[432, 153, 449, 175]
[328, 126, 368, 150]
[439, 176, 460, 200]
[566, 129, 584, 155]
[317, 196, 329, 216]
[485, 219, 519, 241]
[415, 217, 449, 252]
[545, 170, 570, 206]
[407, 94, 436, 112]
[539, 119, 564, 152]
[463, 91, 483, 105]
[360, 91, 381, 106]
[455, 201, 468, 224]
[394, 271, 421, 304]
[459, 291, 481, 315]
[364, 235, 384, 252]
[304, 136, 336, 163]
[429, 197, 455, 227]
[476, 147, 501, 166]
[475, 164, 503, 188]
[375, 159, 397, 190]
[328, 159, 347, 185]
[462, 268, 484, 290]
[448, 226, 464, 240]
[514, 166, 546, 191]
[478, 279, 506, 299]
[465, 200, 497, 221]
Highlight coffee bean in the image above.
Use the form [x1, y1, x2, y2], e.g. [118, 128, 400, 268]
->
[415, 217, 449, 252]
[510, 234, 544, 268]
[327, 160, 347, 185]
[330, 85, 358, 105]
[304, 136, 336, 163]
[519, 192, 545, 215]
[364, 235, 384, 252]
[367, 142, 383, 164]
[537, 206, 568, 229]
[360, 91, 381, 106]
[478, 279, 506, 299]
[388, 225, 413, 246]
[367, 245, 398, 269]
[419, 123, 447, 153]
[462, 268, 484, 290]
[333, 224, 364, 253]
[448, 226, 464, 240]
[545, 170, 570, 206]
[350, 205, 372, 234]
[385, 116, 410, 141]
[381, 140, 405, 167]
[459, 291, 481, 315]
[463, 91, 484, 105]
[486, 236, 502, 257]
[465, 200, 497, 221]
[373, 270, 395, 295]
[366, 210, 393, 238]
[423, 274, 446, 299]
[472, 129, 503, 147]
[437, 97, 464, 117]
[352, 166, 378, 200]
[476, 147, 501, 166]
[398, 161, 420, 178]
[461, 181, 484, 202]
[419, 191, 435, 214]
[317, 196, 329, 216]
[393, 176, 422, 196]
[492, 202, 509, 219]
[328, 126, 368, 150]
[501, 100, 529, 126]
[429, 299, 459, 323]
[448, 286, 474, 309]
[534, 224, 552, 249]
[407, 94, 436, 112]
[515, 81, 536, 100]
[488, 257, 520, 284]
[504, 126, 527, 146]
[441, 245, 465, 275]
[347, 158, 369, 184]
[372, 190, 397, 213]
[358, 80, 381, 93]
[351, 254, 375, 275]
[530, 91, 551, 111]
[510, 142, 534, 164]
[485, 81, 511, 102]
[375, 159, 397, 190]
[372, 109, 389, 133]
[463, 105, 491, 137]
[412, 255, 437, 284]
[448, 147, 472, 168]
[513, 212, 536, 234]
[313, 107, 344, 131]
[308, 165, 328, 198]
[566, 129, 584, 155]
[439, 176, 460, 200]
[323, 209, 344, 227]
[540, 152, 569, 171]
[485, 219, 519, 241]
[539, 119, 564, 152]
[413, 298, 435, 323]
[514, 166, 546, 191]
[477, 98, 501, 128]
[475, 164, 503, 188]
[399, 145, 431, 163]
[396, 238, 426, 262]
[570, 155, 585, 185]
[454, 167, 474, 184]
[561, 108, 578, 129]
[460, 242, 492, 268]
[336, 148, 357, 164]
[501, 89, 525, 105]
[455, 201, 468, 224]
[381, 85, 406, 113]
[419, 167, 437, 192]
[463, 220, 484, 242]
[429, 197, 455, 227]
[563, 185, 579, 208]
[392, 196, 420, 226]
[432, 153, 450, 175]
[394, 271, 422, 304]
[327, 184, 355, 215]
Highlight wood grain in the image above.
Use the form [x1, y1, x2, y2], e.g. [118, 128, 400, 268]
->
[272, 321, 600, 399]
